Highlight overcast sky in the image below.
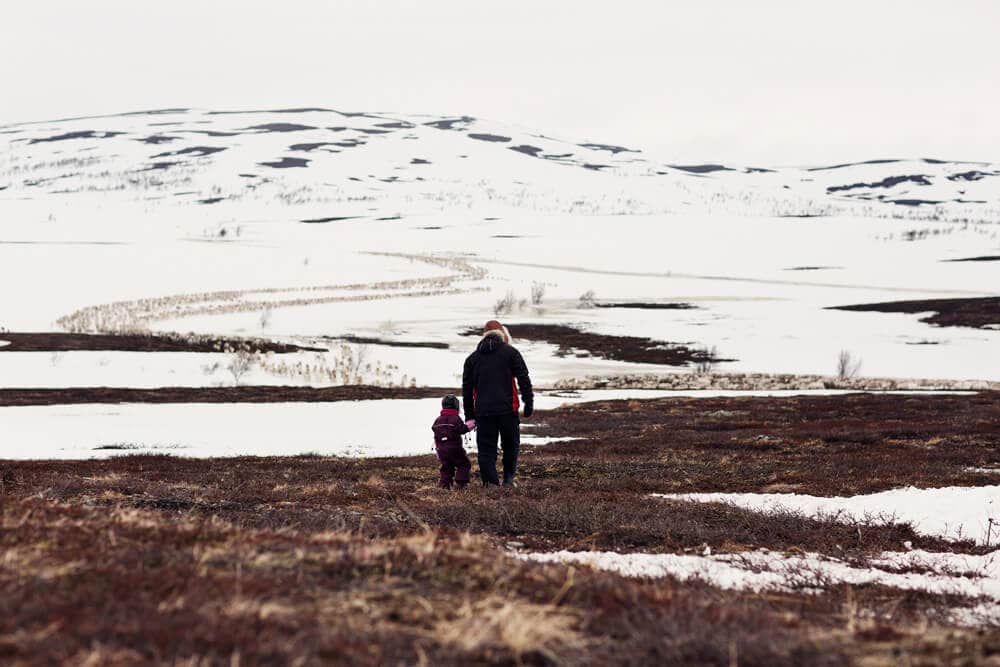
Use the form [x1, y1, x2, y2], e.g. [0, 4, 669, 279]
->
[1, 1, 996, 165]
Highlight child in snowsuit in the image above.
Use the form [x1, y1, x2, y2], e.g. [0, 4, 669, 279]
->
[432, 395, 476, 489]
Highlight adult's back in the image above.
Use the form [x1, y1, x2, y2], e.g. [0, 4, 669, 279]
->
[461, 320, 533, 487]
[462, 329, 532, 418]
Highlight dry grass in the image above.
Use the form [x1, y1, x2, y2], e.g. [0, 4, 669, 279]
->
[3, 392, 1000, 664]
[0, 385, 450, 407]
[0, 332, 318, 354]
[0, 498, 863, 665]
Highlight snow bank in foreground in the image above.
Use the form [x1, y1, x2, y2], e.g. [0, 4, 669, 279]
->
[522, 549, 1000, 598]
[656, 487, 1000, 545]
[520, 548, 1000, 626]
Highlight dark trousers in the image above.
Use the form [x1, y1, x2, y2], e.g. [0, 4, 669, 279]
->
[436, 446, 471, 489]
[476, 412, 520, 485]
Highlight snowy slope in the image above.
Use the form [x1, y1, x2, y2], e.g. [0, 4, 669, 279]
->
[2, 107, 999, 223]
[1, 107, 998, 387]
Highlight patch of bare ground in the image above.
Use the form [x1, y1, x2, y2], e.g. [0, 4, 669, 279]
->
[942, 255, 1000, 263]
[593, 302, 696, 310]
[0, 385, 451, 407]
[529, 392, 1000, 498]
[0, 496, 858, 665]
[462, 323, 727, 367]
[829, 296, 1000, 330]
[0, 332, 320, 353]
[4, 392, 1000, 663]
[3, 494, 996, 666]
[333, 334, 449, 349]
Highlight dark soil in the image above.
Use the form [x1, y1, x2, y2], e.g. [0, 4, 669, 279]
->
[468, 133, 511, 142]
[27, 130, 125, 144]
[594, 302, 696, 310]
[258, 157, 310, 169]
[334, 335, 449, 349]
[4, 391, 1000, 664]
[0, 332, 321, 354]
[289, 142, 341, 152]
[0, 385, 450, 407]
[579, 142, 638, 154]
[783, 266, 842, 271]
[424, 116, 475, 130]
[829, 297, 1000, 329]
[889, 199, 941, 207]
[808, 159, 902, 172]
[827, 174, 932, 193]
[943, 255, 1000, 263]
[670, 164, 734, 174]
[152, 146, 227, 158]
[463, 323, 725, 367]
[300, 215, 362, 223]
[245, 123, 317, 133]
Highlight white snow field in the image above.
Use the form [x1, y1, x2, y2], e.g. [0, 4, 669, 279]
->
[520, 548, 1000, 626]
[657, 487, 1000, 546]
[0, 108, 997, 393]
[0, 389, 661, 460]
[0, 388, 917, 460]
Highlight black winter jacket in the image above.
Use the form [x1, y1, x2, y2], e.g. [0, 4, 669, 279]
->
[462, 332, 533, 420]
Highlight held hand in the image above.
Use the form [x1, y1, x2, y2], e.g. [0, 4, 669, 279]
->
[465, 419, 477, 430]
[523, 404, 533, 418]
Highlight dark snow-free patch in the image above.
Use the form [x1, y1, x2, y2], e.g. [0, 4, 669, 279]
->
[468, 133, 511, 142]
[827, 175, 932, 193]
[258, 157, 310, 169]
[670, 164, 734, 174]
[29, 130, 126, 144]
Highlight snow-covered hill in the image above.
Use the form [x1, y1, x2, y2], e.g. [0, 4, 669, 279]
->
[1, 106, 999, 462]
[2, 107, 999, 224]
[0, 107, 997, 399]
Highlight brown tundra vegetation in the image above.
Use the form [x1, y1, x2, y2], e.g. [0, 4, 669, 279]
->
[3, 392, 1000, 665]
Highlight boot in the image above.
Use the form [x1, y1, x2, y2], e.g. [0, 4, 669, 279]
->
[502, 474, 517, 488]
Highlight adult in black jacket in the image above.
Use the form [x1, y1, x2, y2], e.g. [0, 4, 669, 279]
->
[462, 320, 533, 487]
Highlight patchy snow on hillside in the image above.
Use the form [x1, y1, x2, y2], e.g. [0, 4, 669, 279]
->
[1, 108, 997, 392]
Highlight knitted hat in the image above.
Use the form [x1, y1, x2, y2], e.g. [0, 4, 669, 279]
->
[442, 395, 460, 410]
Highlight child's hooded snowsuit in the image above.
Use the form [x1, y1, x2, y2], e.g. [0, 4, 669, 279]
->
[432, 408, 472, 488]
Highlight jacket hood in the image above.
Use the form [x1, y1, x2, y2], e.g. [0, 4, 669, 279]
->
[477, 329, 508, 354]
